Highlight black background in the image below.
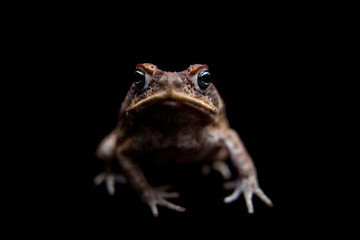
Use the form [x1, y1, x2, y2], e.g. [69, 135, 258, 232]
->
[20, 7, 336, 237]
[52, 44, 309, 235]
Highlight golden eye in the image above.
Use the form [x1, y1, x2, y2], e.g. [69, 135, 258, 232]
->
[198, 70, 211, 91]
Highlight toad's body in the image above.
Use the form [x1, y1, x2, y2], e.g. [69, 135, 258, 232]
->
[95, 63, 272, 216]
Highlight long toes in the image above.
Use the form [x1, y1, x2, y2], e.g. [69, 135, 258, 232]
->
[94, 173, 106, 185]
[224, 187, 243, 204]
[223, 180, 239, 190]
[244, 191, 254, 214]
[254, 188, 273, 207]
[106, 175, 115, 196]
[160, 191, 180, 199]
[158, 199, 186, 213]
[150, 203, 159, 217]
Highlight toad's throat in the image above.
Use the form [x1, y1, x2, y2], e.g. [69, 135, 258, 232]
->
[126, 91, 218, 115]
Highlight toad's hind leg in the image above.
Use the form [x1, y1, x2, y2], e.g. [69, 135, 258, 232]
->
[201, 147, 232, 180]
[201, 161, 232, 180]
[94, 129, 126, 195]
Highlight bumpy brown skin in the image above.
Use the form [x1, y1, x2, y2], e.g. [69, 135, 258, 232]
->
[95, 63, 273, 216]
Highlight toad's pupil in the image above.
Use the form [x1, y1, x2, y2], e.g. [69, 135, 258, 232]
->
[134, 70, 145, 90]
[198, 70, 211, 91]
[200, 71, 211, 84]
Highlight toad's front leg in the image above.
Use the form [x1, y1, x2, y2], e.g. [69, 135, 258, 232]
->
[217, 129, 273, 213]
[116, 140, 185, 217]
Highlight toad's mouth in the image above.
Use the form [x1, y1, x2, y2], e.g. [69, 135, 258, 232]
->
[126, 91, 219, 116]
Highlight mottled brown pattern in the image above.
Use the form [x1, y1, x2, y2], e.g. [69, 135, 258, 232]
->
[95, 63, 273, 216]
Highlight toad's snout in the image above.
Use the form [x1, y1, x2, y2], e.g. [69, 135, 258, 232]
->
[157, 73, 184, 91]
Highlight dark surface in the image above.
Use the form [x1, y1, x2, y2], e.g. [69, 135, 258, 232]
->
[27, 14, 325, 237]
[52, 52, 308, 235]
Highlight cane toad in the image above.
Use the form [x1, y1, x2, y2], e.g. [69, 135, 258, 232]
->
[94, 63, 273, 216]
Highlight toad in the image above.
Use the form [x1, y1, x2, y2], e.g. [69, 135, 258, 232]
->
[94, 63, 273, 216]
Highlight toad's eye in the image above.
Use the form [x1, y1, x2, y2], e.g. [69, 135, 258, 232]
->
[134, 69, 146, 90]
[197, 70, 211, 92]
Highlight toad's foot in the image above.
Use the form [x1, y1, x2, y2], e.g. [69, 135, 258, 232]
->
[223, 175, 273, 213]
[141, 185, 185, 217]
[94, 171, 127, 196]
